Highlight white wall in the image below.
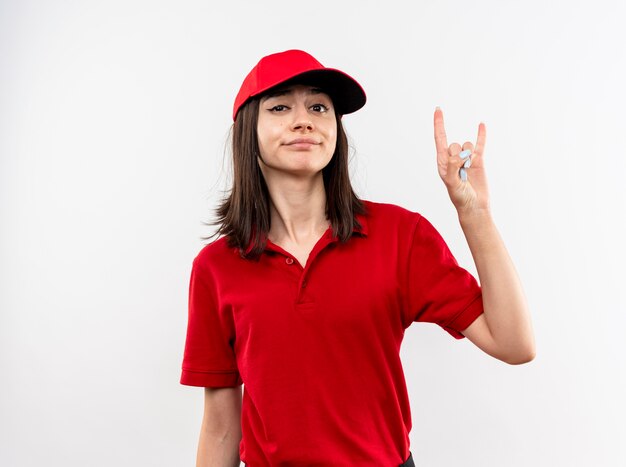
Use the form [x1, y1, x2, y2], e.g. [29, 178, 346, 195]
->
[1, 0, 624, 465]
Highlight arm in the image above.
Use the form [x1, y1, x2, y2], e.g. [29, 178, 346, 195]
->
[433, 108, 535, 364]
[196, 386, 243, 467]
[458, 209, 535, 364]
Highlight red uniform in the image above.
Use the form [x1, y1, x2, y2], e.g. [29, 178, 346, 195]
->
[181, 200, 484, 466]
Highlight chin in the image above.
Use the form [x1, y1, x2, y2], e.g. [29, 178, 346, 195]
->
[259, 154, 332, 180]
[285, 165, 327, 178]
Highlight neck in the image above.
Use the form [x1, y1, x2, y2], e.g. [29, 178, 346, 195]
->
[263, 172, 329, 245]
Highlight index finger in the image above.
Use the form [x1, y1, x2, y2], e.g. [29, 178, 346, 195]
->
[434, 107, 449, 157]
[474, 121, 487, 157]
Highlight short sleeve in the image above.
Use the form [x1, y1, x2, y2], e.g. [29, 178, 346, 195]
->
[405, 215, 484, 338]
[180, 256, 242, 387]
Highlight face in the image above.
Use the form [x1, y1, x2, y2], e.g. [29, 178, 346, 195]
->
[256, 84, 337, 181]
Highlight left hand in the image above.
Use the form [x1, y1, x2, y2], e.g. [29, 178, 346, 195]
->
[433, 107, 490, 213]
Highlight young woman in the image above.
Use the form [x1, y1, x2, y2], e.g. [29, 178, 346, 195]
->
[181, 49, 535, 467]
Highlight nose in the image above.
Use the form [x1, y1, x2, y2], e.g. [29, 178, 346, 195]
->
[290, 104, 314, 132]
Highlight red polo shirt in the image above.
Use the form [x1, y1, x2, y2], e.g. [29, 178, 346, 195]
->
[181, 201, 483, 466]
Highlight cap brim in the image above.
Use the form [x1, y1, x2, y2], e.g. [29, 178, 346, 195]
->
[255, 68, 366, 116]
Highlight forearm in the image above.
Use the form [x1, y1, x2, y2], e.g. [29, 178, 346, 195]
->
[197, 421, 241, 467]
[458, 208, 535, 362]
[196, 387, 242, 467]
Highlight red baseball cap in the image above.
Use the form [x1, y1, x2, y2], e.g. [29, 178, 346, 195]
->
[232, 49, 366, 121]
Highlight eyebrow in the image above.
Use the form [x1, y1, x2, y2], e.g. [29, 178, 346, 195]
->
[261, 87, 326, 101]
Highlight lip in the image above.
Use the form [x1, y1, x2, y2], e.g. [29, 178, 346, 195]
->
[284, 138, 320, 148]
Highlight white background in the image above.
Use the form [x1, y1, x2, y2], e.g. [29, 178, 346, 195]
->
[2, 0, 625, 466]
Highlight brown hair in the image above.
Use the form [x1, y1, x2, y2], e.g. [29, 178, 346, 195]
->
[213, 93, 365, 259]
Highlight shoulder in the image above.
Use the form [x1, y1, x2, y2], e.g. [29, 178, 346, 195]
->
[361, 199, 425, 231]
[360, 200, 447, 246]
[193, 236, 240, 273]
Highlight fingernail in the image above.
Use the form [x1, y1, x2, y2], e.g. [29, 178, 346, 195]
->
[459, 150, 471, 159]
[464, 158, 472, 168]
[435, 106, 441, 111]
[460, 167, 468, 181]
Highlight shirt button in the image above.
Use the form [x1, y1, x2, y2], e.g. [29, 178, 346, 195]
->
[285, 257, 294, 265]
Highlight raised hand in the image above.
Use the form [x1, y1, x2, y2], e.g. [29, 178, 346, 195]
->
[433, 108, 490, 213]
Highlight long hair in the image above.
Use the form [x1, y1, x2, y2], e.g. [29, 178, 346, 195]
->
[214, 94, 365, 259]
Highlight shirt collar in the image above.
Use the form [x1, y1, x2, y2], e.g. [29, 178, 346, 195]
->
[260, 212, 368, 255]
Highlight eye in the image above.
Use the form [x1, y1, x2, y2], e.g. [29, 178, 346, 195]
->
[310, 104, 329, 113]
[269, 105, 288, 112]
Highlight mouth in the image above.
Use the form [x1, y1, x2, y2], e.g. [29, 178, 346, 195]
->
[284, 138, 320, 149]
